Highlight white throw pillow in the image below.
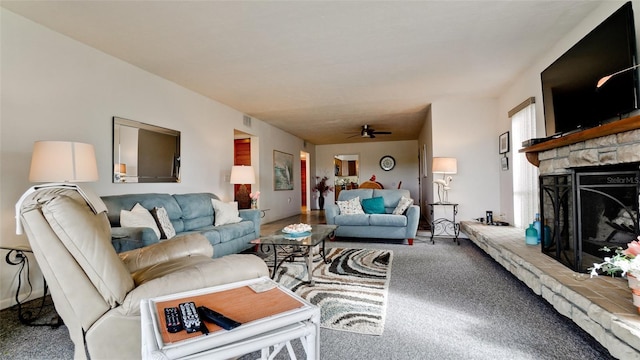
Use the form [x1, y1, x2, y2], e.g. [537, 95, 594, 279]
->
[337, 196, 365, 215]
[211, 199, 243, 226]
[120, 203, 161, 239]
[393, 196, 414, 215]
[151, 206, 176, 239]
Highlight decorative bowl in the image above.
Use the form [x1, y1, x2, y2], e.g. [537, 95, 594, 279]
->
[283, 223, 312, 234]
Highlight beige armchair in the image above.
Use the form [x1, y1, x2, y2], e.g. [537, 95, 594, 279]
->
[19, 187, 269, 360]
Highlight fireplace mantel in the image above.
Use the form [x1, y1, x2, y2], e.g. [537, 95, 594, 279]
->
[520, 115, 640, 166]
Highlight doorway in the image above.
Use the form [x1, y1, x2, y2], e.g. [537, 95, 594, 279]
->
[301, 151, 310, 213]
[334, 154, 359, 201]
[233, 138, 251, 209]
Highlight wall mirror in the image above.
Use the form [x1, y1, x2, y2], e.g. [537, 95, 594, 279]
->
[113, 117, 181, 183]
[334, 154, 359, 200]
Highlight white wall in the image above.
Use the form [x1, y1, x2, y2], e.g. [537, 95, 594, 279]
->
[0, 9, 309, 309]
[315, 140, 419, 207]
[497, 1, 631, 227]
[431, 97, 501, 225]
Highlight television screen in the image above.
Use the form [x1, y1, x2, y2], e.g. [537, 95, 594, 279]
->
[541, 2, 639, 137]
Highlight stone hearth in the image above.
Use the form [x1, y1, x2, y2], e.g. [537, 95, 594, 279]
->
[461, 221, 640, 359]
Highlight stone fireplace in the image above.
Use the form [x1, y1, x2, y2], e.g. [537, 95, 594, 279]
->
[523, 116, 640, 272]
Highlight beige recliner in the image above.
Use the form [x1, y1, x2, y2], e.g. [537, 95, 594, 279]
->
[19, 187, 269, 360]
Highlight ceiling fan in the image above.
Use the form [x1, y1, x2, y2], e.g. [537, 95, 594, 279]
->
[348, 125, 392, 139]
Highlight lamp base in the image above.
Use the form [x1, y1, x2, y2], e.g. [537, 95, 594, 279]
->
[235, 184, 251, 209]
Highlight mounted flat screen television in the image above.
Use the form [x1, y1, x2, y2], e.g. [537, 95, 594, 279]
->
[541, 2, 640, 137]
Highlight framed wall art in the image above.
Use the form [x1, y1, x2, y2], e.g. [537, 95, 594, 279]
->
[499, 131, 510, 154]
[501, 156, 509, 171]
[273, 150, 294, 190]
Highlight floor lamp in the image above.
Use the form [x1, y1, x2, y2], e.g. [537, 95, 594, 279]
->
[432, 157, 457, 204]
[230, 165, 255, 210]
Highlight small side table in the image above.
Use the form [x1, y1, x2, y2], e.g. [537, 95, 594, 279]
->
[1, 245, 61, 327]
[428, 203, 460, 245]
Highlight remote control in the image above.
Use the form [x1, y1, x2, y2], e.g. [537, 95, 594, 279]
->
[178, 302, 202, 334]
[164, 307, 183, 333]
[197, 306, 241, 330]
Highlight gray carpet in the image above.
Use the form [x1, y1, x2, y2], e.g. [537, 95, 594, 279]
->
[0, 235, 615, 360]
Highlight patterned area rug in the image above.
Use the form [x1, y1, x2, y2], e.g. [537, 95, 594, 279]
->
[273, 248, 393, 336]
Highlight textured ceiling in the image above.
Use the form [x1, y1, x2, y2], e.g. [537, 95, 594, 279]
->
[2, 1, 602, 144]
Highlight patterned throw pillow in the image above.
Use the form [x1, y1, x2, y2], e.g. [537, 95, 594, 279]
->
[211, 199, 243, 226]
[337, 196, 365, 215]
[120, 203, 161, 239]
[393, 196, 414, 215]
[151, 206, 176, 239]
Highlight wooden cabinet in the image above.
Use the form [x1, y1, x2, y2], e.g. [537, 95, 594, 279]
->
[347, 161, 356, 176]
[335, 160, 357, 176]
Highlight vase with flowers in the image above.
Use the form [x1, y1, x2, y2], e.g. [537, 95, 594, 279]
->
[590, 236, 640, 312]
[313, 176, 334, 210]
[249, 191, 260, 209]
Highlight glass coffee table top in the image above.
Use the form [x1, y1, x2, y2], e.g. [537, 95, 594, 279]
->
[257, 225, 338, 246]
[253, 225, 338, 286]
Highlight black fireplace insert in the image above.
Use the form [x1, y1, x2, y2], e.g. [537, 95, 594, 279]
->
[540, 163, 640, 272]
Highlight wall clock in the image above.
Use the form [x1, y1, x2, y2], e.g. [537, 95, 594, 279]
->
[379, 155, 395, 171]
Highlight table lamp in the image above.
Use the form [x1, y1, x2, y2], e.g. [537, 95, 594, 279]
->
[16, 141, 101, 234]
[114, 163, 127, 182]
[432, 157, 457, 203]
[230, 165, 255, 209]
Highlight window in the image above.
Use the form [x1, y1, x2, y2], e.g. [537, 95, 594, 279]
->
[510, 98, 538, 228]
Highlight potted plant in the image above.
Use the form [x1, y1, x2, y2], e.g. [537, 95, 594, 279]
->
[590, 237, 640, 277]
[590, 236, 640, 312]
[313, 176, 334, 210]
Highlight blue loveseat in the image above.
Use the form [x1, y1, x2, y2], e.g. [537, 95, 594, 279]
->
[101, 192, 260, 257]
[324, 189, 420, 245]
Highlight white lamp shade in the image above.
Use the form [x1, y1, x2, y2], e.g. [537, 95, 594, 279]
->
[230, 165, 255, 185]
[432, 157, 457, 174]
[114, 163, 127, 174]
[29, 141, 99, 182]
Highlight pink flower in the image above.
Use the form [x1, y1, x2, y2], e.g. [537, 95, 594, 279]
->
[249, 191, 260, 200]
[624, 238, 640, 257]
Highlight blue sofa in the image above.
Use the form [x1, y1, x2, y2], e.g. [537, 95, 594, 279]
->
[325, 189, 420, 245]
[101, 192, 260, 257]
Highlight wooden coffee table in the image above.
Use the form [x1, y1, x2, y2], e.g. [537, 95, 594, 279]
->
[140, 277, 320, 359]
[253, 225, 338, 286]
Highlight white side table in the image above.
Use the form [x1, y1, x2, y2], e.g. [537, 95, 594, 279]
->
[140, 277, 320, 359]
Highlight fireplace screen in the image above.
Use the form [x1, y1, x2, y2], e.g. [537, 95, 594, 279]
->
[540, 175, 575, 270]
[540, 165, 640, 272]
[577, 170, 639, 269]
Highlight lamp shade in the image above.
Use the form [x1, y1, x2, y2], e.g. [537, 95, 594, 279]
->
[230, 165, 255, 185]
[432, 157, 457, 174]
[114, 163, 127, 174]
[29, 141, 99, 182]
